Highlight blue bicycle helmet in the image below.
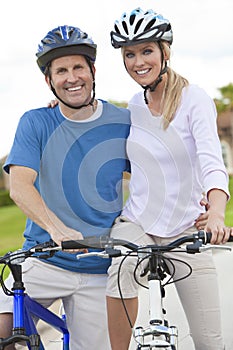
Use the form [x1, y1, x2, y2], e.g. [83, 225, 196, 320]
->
[36, 25, 97, 74]
[111, 8, 173, 48]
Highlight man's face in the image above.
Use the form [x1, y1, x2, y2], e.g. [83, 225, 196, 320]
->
[47, 55, 95, 111]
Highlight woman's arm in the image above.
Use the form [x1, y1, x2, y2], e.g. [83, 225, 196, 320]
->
[188, 87, 230, 243]
[205, 188, 229, 244]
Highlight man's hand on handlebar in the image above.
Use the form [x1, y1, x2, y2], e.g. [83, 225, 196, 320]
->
[50, 227, 88, 253]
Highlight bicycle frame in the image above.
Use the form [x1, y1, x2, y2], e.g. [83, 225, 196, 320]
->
[62, 230, 233, 350]
[0, 258, 69, 350]
[133, 252, 178, 349]
[23, 294, 69, 350]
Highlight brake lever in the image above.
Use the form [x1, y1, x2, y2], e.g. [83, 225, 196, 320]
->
[76, 247, 122, 260]
[199, 245, 232, 252]
[187, 240, 232, 254]
[76, 251, 110, 259]
[30, 240, 60, 253]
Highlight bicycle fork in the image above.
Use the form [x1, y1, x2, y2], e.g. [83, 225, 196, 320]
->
[11, 263, 41, 350]
[134, 255, 178, 349]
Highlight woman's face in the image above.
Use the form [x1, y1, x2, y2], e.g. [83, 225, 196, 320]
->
[123, 42, 164, 86]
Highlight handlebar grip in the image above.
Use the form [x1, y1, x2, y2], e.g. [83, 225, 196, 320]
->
[205, 232, 212, 243]
[61, 236, 139, 250]
[61, 240, 88, 250]
[61, 236, 113, 249]
[205, 232, 233, 244]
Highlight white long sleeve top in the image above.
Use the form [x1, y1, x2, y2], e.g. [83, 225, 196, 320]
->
[122, 84, 229, 237]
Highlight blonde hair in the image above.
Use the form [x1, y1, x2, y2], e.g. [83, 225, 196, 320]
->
[161, 42, 189, 128]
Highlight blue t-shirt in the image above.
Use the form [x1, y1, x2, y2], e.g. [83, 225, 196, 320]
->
[4, 101, 130, 274]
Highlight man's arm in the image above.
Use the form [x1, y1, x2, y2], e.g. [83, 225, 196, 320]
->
[9, 165, 83, 245]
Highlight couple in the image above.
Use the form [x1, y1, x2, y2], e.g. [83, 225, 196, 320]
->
[0, 7, 230, 350]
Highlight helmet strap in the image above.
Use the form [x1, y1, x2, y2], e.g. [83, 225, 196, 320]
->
[143, 42, 167, 104]
[50, 83, 95, 110]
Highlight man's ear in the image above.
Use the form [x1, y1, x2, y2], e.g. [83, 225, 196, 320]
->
[45, 75, 51, 88]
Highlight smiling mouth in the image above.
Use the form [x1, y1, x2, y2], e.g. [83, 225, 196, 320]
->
[136, 69, 150, 75]
[67, 86, 82, 92]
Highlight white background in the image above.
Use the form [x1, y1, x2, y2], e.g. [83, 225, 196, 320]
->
[1, 0, 232, 158]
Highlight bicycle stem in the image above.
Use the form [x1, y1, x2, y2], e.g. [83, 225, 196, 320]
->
[148, 278, 164, 324]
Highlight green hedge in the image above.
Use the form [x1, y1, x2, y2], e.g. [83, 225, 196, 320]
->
[0, 190, 14, 207]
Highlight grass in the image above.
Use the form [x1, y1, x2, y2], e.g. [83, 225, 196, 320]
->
[0, 205, 26, 279]
[225, 176, 233, 226]
[0, 205, 26, 255]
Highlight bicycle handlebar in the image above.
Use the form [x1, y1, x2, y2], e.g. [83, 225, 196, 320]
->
[1, 231, 232, 266]
[61, 230, 233, 254]
[61, 235, 139, 251]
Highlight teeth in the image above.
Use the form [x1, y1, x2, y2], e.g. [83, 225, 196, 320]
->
[137, 69, 149, 75]
[68, 86, 81, 91]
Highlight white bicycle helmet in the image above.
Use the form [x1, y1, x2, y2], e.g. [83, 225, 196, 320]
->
[111, 8, 173, 48]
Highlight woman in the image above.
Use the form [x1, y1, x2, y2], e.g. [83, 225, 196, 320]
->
[106, 8, 231, 350]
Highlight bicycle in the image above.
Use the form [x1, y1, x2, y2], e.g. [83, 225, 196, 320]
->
[0, 241, 69, 350]
[60, 230, 233, 350]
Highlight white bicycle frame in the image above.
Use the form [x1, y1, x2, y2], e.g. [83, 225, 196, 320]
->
[131, 244, 232, 349]
[132, 250, 178, 350]
[70, 232, 232, 350]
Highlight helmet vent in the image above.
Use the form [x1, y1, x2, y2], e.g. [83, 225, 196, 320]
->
[145, 19, 156, 31]
[134, 18, 144, 34]
[130, 14, 136, 25]
[67, 28, 75, 37]
[42, 37, 54, 45]
[122, 21, 129, 35]
[114, 24, 120, 34]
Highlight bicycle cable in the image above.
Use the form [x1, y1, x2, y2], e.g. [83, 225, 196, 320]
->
[0, 263, 13, 296]
[132, 250, 193, 290]
[116, 247, 193, 330]
[117, 250, 139, 329]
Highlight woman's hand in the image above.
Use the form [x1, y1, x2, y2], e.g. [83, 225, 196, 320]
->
[204, 189, 229, 244]
[47, 99, 58, 108]
[195, 195, 209, 230]
[204, 209, 230, 244]
[195, 211, 209, 230]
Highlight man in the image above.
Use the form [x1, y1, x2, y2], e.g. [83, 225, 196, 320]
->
[0, 25, 130, 349]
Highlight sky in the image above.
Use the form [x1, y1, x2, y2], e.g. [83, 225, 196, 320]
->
[0, 0, 233, 159]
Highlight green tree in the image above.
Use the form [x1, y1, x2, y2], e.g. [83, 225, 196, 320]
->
[108, 100, 128, 108]
[215, 83, 233, 113]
